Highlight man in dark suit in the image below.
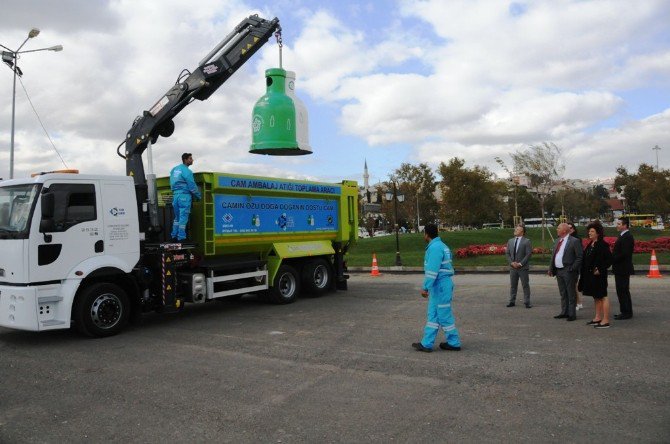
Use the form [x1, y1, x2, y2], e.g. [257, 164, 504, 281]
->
[612, 217, 635, 319]
[505, 224, 533, 308]
[548, 222, 583, 321]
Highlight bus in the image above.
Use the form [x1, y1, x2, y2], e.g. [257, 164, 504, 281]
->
[625, 214, 664, 229]
[523, 217, 556, 228]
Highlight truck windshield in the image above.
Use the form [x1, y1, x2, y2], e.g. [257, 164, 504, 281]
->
[0, 184, 41, 239]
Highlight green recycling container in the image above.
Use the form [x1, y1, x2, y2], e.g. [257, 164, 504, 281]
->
[250, 68, 311, 155]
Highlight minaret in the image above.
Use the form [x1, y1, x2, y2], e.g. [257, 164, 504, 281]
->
[363, 159, 369, 190]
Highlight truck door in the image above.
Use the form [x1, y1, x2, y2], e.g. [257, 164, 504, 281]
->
[30, 182, 103, 282]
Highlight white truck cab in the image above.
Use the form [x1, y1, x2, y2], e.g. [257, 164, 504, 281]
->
[0, 173, 139, 332]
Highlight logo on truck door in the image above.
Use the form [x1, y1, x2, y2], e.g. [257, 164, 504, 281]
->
[109, 207, 126, 217]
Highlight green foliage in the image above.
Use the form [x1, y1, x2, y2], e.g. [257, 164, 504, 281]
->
[545, 188, 602, 220]
[391, 163, 439, 229]
[511, 186, 541, 219]
[437, 158, 505, 226]
[615, 164, 670, 215]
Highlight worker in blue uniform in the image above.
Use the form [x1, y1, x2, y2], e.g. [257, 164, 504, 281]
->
[170, 153, 201, 241]
[412, 224, 462, 352]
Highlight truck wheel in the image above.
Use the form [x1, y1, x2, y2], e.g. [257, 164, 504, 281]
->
[269, 265, 300, 304]
[73, 282, 130, 337]
[302, 258, 332, 297]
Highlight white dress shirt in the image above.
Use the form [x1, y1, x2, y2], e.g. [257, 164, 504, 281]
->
[554, 235, 568, 268]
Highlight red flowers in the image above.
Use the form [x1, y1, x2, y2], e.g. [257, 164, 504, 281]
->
[456, 244, 508, 258]
[583, 236, 670, 253]
[456, 236, 670, 259]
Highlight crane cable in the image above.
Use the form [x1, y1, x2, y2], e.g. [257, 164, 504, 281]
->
[17, 76, 68, 169]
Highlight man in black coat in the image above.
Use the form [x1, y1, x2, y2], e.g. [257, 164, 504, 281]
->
[612, 217, 635, 319]
[548, 223, 583, 321]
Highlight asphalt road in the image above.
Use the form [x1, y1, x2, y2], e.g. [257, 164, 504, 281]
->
[1, 274, 668, 443]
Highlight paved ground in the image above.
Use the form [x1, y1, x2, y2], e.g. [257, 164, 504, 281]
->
[0, 273, 668, 443]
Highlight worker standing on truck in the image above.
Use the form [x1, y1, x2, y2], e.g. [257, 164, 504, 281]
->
[170, 153, 201, 241]
[412, 224, 462, 352]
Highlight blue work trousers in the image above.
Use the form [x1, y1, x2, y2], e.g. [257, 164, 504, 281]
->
[421, 277, 461, 348]
[171, 193, 192, 241]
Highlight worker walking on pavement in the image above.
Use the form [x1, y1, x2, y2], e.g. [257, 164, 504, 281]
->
[170, 153, 201, 242]
[412, 224, 462, 352]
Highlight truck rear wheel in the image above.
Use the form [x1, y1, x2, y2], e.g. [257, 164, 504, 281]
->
[73, 282, 130, 337]
[268, 265, 300, 304]
[302, 258, 332, 297]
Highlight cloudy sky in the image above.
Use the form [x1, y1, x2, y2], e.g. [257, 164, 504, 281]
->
[1, 0, 669, 185]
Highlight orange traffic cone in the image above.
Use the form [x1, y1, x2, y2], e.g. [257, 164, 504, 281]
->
[647, 249, 662, 278]
[370, 253, 381, 277]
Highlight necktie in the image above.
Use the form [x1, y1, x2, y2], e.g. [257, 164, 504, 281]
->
[513, 238, 519, 261]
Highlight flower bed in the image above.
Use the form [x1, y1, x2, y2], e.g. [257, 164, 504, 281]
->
[455, 237, 670, 259]
[595, 236, 670, 253]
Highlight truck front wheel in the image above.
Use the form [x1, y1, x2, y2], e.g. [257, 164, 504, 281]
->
[268, 265, 300, 304]
[73, 282, 130, 337]
[302, 258, 332, 297]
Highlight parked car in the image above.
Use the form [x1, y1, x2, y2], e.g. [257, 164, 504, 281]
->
[358, 228, 370, 238]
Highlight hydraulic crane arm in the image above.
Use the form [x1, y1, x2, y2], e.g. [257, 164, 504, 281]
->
[123, 14, 280, 184]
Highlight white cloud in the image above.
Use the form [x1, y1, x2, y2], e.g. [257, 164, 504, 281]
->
[294, 0, 670, 178]
[0, 0, 668, 183]
[0, 0, 302, 179]
[415, 107, 670, 182]
[562, 109, 670, 178]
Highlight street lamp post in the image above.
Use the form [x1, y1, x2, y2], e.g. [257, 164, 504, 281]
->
[2, 28, 63, 179]
[385, 182, 405, 266]
[653, 145, 661, 171]
[415, 182, 423, 233]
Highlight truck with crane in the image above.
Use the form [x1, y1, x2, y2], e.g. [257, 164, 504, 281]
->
[0, 15, 358, 337]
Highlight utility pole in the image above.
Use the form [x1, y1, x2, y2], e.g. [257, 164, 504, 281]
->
[416, 194, 420, 233]
[653, 145, 661, 171]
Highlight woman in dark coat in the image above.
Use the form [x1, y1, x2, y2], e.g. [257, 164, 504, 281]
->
[578, 221, 613, 328]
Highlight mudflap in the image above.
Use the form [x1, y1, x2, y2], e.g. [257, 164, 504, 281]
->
[333, 242, 349, 290]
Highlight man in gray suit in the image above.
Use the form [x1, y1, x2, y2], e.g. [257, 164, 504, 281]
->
[548, 222, 583, 321]
[505, 224, 533, 308]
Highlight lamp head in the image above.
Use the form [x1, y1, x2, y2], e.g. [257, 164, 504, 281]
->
[385, 191, 393, 202]
[28, 28, 40, 38]
[49, 45, 63, 52]
[397, 194, 405, 203]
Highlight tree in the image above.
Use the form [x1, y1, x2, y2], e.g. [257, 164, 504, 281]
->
[392, 163, 438, 230]
[615, 164, 670, 215]
[511, 142, 565, 247]
[497, 180, 551, 225]
[514, 186, 542, 219]
[591, 184, 610, 217]
[545, 188, 601, 221]
[614, 167, 641, 212]
[437, 158, 505, 227]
